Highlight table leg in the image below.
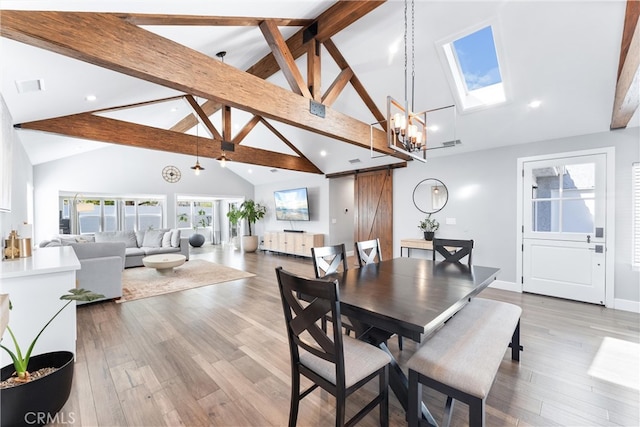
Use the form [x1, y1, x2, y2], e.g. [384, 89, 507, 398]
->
[377, 342, 438, 426]
[349, 318, 438, 426]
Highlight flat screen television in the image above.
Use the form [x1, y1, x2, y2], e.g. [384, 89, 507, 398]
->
[274, 187, 310, 221]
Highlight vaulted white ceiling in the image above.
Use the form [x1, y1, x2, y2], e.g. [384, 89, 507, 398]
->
[1, 1, 636, 185]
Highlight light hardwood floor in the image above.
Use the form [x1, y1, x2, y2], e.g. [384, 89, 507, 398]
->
[54, 245, 639, 426]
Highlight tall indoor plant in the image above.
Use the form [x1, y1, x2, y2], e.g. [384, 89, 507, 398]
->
[238, 200, 266, 253]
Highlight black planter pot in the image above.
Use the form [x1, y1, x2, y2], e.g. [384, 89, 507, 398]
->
[1, 351, 75, 427]
[189, 233, 205, 247]
[424, 231, 435, 241]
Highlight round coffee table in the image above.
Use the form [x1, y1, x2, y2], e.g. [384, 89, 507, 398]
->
[142, 253, 186, 273]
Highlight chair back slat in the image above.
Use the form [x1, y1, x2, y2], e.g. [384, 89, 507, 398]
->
[355, 238, 382, 267]
[311, 244, 348, 278]
[432, 238, 474, 266]
[275, 267, 345, 366]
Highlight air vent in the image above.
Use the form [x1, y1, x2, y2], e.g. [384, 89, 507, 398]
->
[270, 169, 278, 173]
[15, 79, 45, 94]
[442, 139, 462, 147]
[348, 158, 362, 164]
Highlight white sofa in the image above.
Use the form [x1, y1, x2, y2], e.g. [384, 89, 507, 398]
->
[69, 241, 126, 304]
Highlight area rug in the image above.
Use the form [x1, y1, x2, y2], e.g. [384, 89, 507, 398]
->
[117, 259, 255, 303]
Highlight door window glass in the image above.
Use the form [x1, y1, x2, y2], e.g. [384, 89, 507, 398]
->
[531, 163, 595, 233]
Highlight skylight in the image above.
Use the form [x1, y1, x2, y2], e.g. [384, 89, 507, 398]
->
[440, 24, 507, 112]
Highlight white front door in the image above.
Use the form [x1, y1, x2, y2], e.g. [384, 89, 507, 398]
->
[522, 153, 607, 304]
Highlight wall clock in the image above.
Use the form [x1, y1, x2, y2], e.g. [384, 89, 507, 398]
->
[162, 165, 181, 183]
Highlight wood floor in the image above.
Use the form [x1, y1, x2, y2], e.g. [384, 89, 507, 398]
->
[54, 245, 639, 426]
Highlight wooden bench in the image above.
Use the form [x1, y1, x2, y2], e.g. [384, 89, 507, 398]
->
[407, 298, 522, 427]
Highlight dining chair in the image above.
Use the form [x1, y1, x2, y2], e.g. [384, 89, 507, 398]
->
[354, 238, 405, 351]
[275, 267, 391, 427]
[432, 238, 474, 266]
[311, 243, 349, 278]
[355, 238, 382, 267]
[311, 244, 353, 336]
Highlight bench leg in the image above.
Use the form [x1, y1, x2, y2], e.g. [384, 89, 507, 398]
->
[468, 397, 485, 427]
[508, 319, 522, 361]
[407, 370, 421, 427]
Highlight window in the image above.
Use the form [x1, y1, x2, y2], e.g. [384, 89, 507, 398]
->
[633, 163, 640, 267]
[60, 195, 165, 234]
[440, 24, 507, 111]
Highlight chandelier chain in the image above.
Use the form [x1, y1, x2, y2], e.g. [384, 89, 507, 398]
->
[411, 0, 415, 112]
[403, 0, 408, 113]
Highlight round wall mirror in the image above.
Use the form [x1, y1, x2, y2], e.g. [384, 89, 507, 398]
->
[413, 178, 448, 214]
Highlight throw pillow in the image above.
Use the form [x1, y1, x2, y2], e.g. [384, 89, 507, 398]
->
[95, 231, 137, 248]
[161, 231, 172, 248]
[142, 229, 165, 248]
[170, 229, 181, 248]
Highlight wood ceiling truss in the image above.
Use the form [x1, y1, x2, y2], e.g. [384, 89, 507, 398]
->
[2, 2, 408, 175]
[611, 0, 640, 130]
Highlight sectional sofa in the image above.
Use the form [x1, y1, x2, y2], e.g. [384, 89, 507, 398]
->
[40, 229, 190, 268]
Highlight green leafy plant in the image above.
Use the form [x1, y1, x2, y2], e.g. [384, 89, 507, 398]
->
[177, 213, 189, 225]
[226, 205, 242, 227]
[194, 209, 209, 231]
[418, 214, 440, 232]
[1, 288, 104, 382]
[239, 200, 266, 236]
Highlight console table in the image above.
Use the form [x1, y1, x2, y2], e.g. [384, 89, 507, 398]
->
[0, 246, 80, 364]
[400, 238, 434, 257]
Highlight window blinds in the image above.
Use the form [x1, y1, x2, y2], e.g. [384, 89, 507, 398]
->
[633, 163, 640, 267]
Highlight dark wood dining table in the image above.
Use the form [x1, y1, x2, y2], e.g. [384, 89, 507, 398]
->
[327, 257, 500, 423]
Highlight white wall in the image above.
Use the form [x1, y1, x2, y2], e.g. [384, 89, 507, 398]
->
[33, 144, 254, 243]
[254, 174, 330, 245]
[0, 95, 33, 243]
[394, 127, 639, 304]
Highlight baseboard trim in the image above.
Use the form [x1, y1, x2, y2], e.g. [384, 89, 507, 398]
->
[489, 280, 521, 293]
[614, 298, 640, 313]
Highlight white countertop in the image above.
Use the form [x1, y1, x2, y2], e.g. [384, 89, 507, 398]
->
[0, 246, 80, 279]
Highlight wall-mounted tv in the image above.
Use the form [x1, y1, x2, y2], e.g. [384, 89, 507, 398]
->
[274, 187, 310, 221]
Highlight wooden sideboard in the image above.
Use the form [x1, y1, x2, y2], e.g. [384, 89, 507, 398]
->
[263, 231, 324, 258]
[400, 238, 434, 257]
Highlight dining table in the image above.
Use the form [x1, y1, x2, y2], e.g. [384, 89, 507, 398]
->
[327, 257, 500, 424]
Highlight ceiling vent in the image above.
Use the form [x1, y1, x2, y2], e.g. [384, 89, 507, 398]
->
[442, 139, 462, 147]
[348, 158, 362, 164]
[270, 169, 278, 173]
[15, 79, 45, 94]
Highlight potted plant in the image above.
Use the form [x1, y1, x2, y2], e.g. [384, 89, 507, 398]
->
[225, 205, 242, 250]
[1, 288, 104, 426]
[238, 199, 266, 253]
[418, 214, 439, 241]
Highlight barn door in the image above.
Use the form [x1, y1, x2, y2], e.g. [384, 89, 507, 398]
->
[354, 169, 393, 260]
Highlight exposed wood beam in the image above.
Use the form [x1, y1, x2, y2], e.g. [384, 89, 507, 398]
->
[117, 14, 312, 27]
[17, 114, 323, 174]
[1, 10, 405, 159]
[611, 0, 640, 129]
[170, 99, 222, 133]
[245, 1, 386, 78]
[322, 67, 354, 107]
[324, 38, 386, 125]
[308, 39, 322, 102]
[259, 20, 312, 98]
[185, 95, 222, 140]
[222, 105, 232, 141]
[233, 116, 261, 144]
[259, 118, 310, 160]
